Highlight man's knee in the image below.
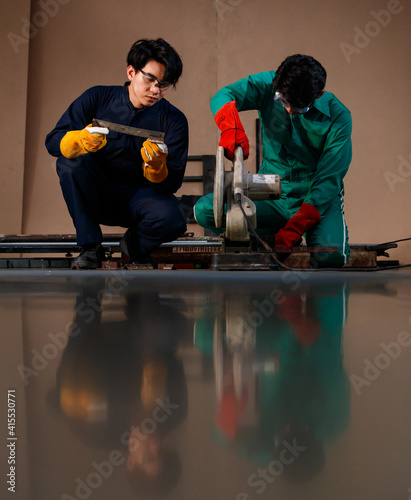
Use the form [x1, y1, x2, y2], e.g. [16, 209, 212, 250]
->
[193, 195, 215, 230]
[57, 156, 95, 185]
[149, 201, 187, 238]
[169, 209, 187, 237]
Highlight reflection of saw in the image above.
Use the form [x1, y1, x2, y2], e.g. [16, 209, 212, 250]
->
[92, 119, 165, 143]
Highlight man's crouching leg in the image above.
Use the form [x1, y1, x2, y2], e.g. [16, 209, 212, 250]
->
[127, 187, 187, 262]
[56, 156, 106, 269]
[306, 198, 350, 269]
[193, 193, 221, 235]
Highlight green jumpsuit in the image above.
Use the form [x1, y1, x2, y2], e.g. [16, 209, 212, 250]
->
[194, 71, 352, 267]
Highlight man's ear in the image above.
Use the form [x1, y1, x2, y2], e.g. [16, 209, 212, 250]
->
[316, 89, 325, 99]
[126, 65, 136, 81]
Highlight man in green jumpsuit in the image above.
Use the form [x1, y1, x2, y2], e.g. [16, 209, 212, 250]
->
[194, 54, 352, 267]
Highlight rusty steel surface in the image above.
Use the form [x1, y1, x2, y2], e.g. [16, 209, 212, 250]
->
[0, 234, 395, 269]
[211, 251, 279, 271]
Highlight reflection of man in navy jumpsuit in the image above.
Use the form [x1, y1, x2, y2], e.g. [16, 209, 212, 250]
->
[45, 38, 188, 269]
[55, 285, 188, 496]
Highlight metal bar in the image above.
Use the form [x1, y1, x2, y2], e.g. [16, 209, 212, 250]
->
[202, 155, 216, 195]
[162, 240, 222, 247]
[273, 246, 339, 253]
[0, 238, 223, 254]
[182, 176, 204, 182]
[0, 242, 117, 248]
[256, 118, 261, 172]
[92, 119, 165, 142]
[187, 156, 205, 162]
[0, 234, 123, 243]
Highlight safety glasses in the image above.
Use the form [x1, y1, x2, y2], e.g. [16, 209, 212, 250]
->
[274, 91, 311, 114]
[139, 69, 171, 90]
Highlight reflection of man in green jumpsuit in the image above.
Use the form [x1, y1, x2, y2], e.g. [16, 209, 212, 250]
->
[194, 54, 352, 267]
[194, 283, 351, 484]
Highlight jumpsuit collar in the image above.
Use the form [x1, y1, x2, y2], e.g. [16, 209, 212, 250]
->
[311, 92, 331, 117]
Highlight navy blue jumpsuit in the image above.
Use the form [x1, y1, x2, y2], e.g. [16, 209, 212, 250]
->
[45, 83, 189, 255]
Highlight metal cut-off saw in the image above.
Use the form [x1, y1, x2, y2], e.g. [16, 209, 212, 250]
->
[211, 146, 282, 270]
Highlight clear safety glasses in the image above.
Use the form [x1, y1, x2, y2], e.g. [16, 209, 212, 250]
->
[274, 91, 311, 114]
[139, 69, 171, 90]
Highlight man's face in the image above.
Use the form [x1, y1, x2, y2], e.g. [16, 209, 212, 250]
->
[275, 90, 325, 115]
[284, 105, 299, 116]
[126, 59, 170, 109]
[127, 432, 163, 477]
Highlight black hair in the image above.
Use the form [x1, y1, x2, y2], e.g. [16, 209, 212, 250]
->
[272, 54, 327, 109]
[127, 38, 183, 85]
[272, 426, 325, 482]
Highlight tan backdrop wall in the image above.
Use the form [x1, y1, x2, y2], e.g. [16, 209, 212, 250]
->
[1, 0, 410, 262]
[0, 0, 31, 234]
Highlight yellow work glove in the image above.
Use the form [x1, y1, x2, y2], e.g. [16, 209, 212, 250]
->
[141, 140, 168, 183]
[140, 359, 167, 409]
[60, 124, 108, 159]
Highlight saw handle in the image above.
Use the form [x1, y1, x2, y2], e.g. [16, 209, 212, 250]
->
[233, 146, 244, 198]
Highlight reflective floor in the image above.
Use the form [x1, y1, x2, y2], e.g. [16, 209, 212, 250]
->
[1, 270, 411, 500]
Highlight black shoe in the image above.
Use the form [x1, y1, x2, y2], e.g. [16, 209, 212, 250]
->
[120, 229, 140, 262]
[120, 230, 157, 267]
[71, 243, 105, 270]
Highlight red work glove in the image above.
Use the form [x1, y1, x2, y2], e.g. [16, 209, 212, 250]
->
[276, 295, 320, 347]
[275, 203, 321, 248]
[215, 384, 248, 439]
[214, 101, 249, 161]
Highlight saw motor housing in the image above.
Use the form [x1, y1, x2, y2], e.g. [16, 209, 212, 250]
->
[213, 146, 282, 241]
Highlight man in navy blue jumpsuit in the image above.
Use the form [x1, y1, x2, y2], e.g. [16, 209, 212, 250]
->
[46, 38, 188, 269]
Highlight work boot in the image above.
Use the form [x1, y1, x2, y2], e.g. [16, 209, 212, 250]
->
[120, 229, 157, 268]
[120, 229, 140, 262]
[71, 243, 105, 270]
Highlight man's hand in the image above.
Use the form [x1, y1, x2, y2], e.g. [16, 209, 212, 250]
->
[214, 101, 249, 161]
[60, 124, 108, 159]
[140, 359, 167, 409]
[275, 203, 321, 247]
[141, 140, 169, 183]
